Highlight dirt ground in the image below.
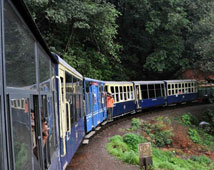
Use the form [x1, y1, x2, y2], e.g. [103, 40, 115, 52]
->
[66, 104, 214, 170]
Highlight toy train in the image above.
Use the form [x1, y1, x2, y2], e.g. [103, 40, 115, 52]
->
[0, 0, 213, 170]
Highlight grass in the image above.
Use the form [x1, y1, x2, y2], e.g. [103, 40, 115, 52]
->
[106, 135, 214, 170]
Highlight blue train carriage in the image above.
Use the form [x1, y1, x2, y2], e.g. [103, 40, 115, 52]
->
[84, 78, 107, 133]
[165, 80, 198, 105]
[0, 0, 61, 170]
[105, 81, 136, 117]
[133, 81, 166, 110]
[54, 54, 85, 170]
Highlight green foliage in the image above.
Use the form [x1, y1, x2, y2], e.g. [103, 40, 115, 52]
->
[107, 134, 214, 170]
[131, 118, 140, 131]
[191, 155, 211, 165]
[123, 133, 145, 151]
[188, 128, 200, 143]
[182, 113, 192, 126]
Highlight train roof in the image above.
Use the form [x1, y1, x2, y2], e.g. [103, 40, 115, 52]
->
[133, 81, 164, 85]
[53, 53, 83, 79]
[105, 81, 133, 85]
[84, 77, 105, 84]
[11, 0, 57, 63]
[164, 79, 196, 83]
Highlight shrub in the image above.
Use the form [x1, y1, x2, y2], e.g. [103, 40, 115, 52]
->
[123, 133, 146, 151]
[121, 150, 139, 165]
[188, 128, 200, 143]
[182, 113, 192, 126]
[131, 118, 140, 131]
[191, 155, 211, 165]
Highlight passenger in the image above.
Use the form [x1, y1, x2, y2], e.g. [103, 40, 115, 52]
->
[42, 120, 49, 146]
[107, 93, 114, 121]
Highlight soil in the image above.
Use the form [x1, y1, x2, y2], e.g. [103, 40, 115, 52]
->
[66, 104, 214, 170]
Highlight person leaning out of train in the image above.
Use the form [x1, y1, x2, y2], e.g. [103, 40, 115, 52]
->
[107, 93, 114, 122]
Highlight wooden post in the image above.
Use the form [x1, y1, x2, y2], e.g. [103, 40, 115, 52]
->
[138, 142, 153, 170]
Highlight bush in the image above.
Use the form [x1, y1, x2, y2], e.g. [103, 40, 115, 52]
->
[188, 128, 200, 143]
[182, 114, 192, 126]
[121, 150, 139, 165]
[131, 118, 140, 131]
[191, 155, 211, 165]
[123, 133, 146, 151]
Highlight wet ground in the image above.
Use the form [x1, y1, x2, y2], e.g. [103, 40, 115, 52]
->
[66, 104, 214, 170]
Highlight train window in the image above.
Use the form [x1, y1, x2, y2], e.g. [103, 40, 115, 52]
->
[120, 86, 123, 101]
[182, 89, 185, 93]
[179, 84, 181, 88]
[182, 83, 184, 88]
[4, 1, 37, 89]
[141, 85, 148, 99]
[175, 84, 178, 88]
[169, 90, 171, 95]
[127, 86, 130, 99]
[111, 86, 115, 94]
[185, 83, 188, 87]
[39, 47, 51, 92]
[86, 83, 90, 93]
[175, 89, 178, 94]
[148, 84, 155, 98]
[172, 90, 174, 95]
[168, 84, 170, 89]
[172, 84, 174, 89]
[115, 86, 119, 102]
[104, 86, 108, 93]
[130, 86, 134, 99]
[10, 97, 33, 170]
[123, 86, 127, 100]
[155, 84, 161, 98]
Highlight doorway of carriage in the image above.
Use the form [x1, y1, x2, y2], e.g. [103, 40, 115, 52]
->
[99, 84, 107, 122]
[134, 85, 141, 109]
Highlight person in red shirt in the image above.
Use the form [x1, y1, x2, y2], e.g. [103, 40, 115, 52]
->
[107, 93, 114, 121]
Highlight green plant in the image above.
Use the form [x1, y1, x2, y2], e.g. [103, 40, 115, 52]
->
[131, 118, 140, 131]
[182, 113, 192, 126]
[191, 155, 211, 165]
[123, 133, 146, 151]
[188, 128, 200, 143]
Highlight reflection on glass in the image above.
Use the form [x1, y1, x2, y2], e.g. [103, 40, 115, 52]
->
[0, 97, 3, 170]
[11, 98, 32, 170]
[39, 47, 50, 92]
[4, 1, 36, 89]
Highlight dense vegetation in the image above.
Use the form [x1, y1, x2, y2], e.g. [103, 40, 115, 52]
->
[24, 0, 214, 80]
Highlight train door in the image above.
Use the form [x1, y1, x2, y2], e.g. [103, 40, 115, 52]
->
[100, 84, 107, 121]
[98, 85, 103, 123]
[85, 82, 93, 132]
[58, 69, 68, 166]
[7, 93, 43, 170]
[135, 85, 141, 109]
[91, 84, 99, 128]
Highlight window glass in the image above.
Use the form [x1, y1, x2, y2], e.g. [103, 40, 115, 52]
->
[120, 86, 123, 100]
[0, 97, 3, 170]
[39, 47, 50, 92]
[123, 86, 127, 100]
[65, 72, 72, 127]
[110, 86, 114, 94]
[115, 86, 119, 102]
[127, 86, 130, 99]
[141, 85, 148, 99]
[73, 77, 77, 122]
[155, 84, 161, 97]
[161, 84, 165, 97]
[4, 1, 36, 89]
[168, 84, 170, 89]
[10, 98, 33, 170]
[148, 84, 155, 98]
[172, 84, 174, 89]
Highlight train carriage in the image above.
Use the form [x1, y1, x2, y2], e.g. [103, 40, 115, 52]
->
[0, 0, 60, 170]
[84, 78, 107, 133]
[133, 81, 166, 109]
[53, 53, 85, 170]
[105, 81, 136, 117]
[165, 80, 198, 105]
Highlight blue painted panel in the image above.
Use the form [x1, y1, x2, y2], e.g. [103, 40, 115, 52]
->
[113, 101, 136, 117]
[140, 97, 165, 109]
[167, 93, 198, 104]
[91, 85, 100, 128]
[61, 117, 85, 170]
